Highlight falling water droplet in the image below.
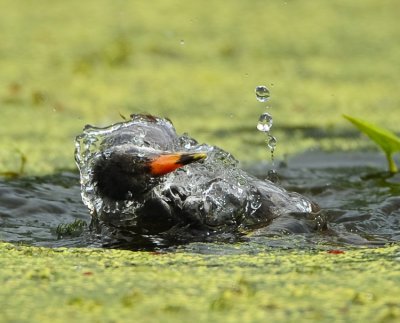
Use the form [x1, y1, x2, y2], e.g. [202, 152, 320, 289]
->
[180, 39, 185, 45]
[255, 86, 270, 102]
[254, 84, 278, 179]
[257, 112, 273, 132]
[267, 169, 279, 183]
[267, 136, 277, 151]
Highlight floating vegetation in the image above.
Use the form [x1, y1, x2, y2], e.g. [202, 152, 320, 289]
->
[2, 82, 23, 104]
[31, 90, 46, 105]
[56, 219, 88, 238]
[73, 34, 133, 74]
[0, 150, 27, 178]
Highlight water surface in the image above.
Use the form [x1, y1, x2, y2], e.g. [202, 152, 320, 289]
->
[1, 151, 399, 251]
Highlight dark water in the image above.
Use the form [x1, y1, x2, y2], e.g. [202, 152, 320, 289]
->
[0, 172, 91, 248]
[1, 151, 399, 251]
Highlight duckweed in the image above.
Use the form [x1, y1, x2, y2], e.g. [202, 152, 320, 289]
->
[1, 242, 399, 322]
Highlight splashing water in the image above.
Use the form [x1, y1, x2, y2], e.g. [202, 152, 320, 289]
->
[1, 151, 400, 249]
[267, 136, 277, 152]
[255, 86, 270, 102]
[75, 114, 178, 219]
[257, 112, 273, 132]
[267, 169, 279, 183]
[255, 85, 277, 181]
[74, 114, 312, 247]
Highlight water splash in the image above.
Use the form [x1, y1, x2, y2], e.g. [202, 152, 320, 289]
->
[267, 136, 277, 152]
[267, 169, 279, 183]
[255, 86, 270, 102]
[255, 85, 278, 182]
[257, 112, 273, 132]
[2, 152, 400, 249]
[74, 114, 178, 218]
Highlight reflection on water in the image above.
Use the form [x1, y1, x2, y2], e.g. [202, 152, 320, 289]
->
[0, 151, 399, 251]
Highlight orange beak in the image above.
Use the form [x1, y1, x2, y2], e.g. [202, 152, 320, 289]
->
[148, 152, 207, 176]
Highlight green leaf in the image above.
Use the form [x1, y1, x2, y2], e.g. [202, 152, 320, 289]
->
[343, 114, 400, 172]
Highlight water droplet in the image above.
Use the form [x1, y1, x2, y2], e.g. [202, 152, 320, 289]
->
[250, 195, 261, 211]
[267, 169, 279, 183]
[180, 39, 185, 45]
[255, 86, 270, 102]
[267, 136, 277, 151]
[257, 112, 273, 132]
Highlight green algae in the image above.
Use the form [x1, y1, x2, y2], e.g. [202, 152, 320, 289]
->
[1, 242, 399, 322]
[1, 1, 400, 322]
[1, 0, 400, 174]
[55, 220, 88, 239]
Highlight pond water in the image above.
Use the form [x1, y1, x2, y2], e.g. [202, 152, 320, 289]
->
[0, 151, 399, 252]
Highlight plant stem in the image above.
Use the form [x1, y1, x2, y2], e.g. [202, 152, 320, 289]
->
[386, 152, 398, 173]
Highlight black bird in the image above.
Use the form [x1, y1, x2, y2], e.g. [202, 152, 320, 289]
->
[75, 114, 323, 248]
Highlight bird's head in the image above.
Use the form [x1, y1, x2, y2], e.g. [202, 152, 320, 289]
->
[92, 145, 207, 201]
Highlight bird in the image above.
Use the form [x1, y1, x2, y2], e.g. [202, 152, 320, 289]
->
[75, 114, 323, 248]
